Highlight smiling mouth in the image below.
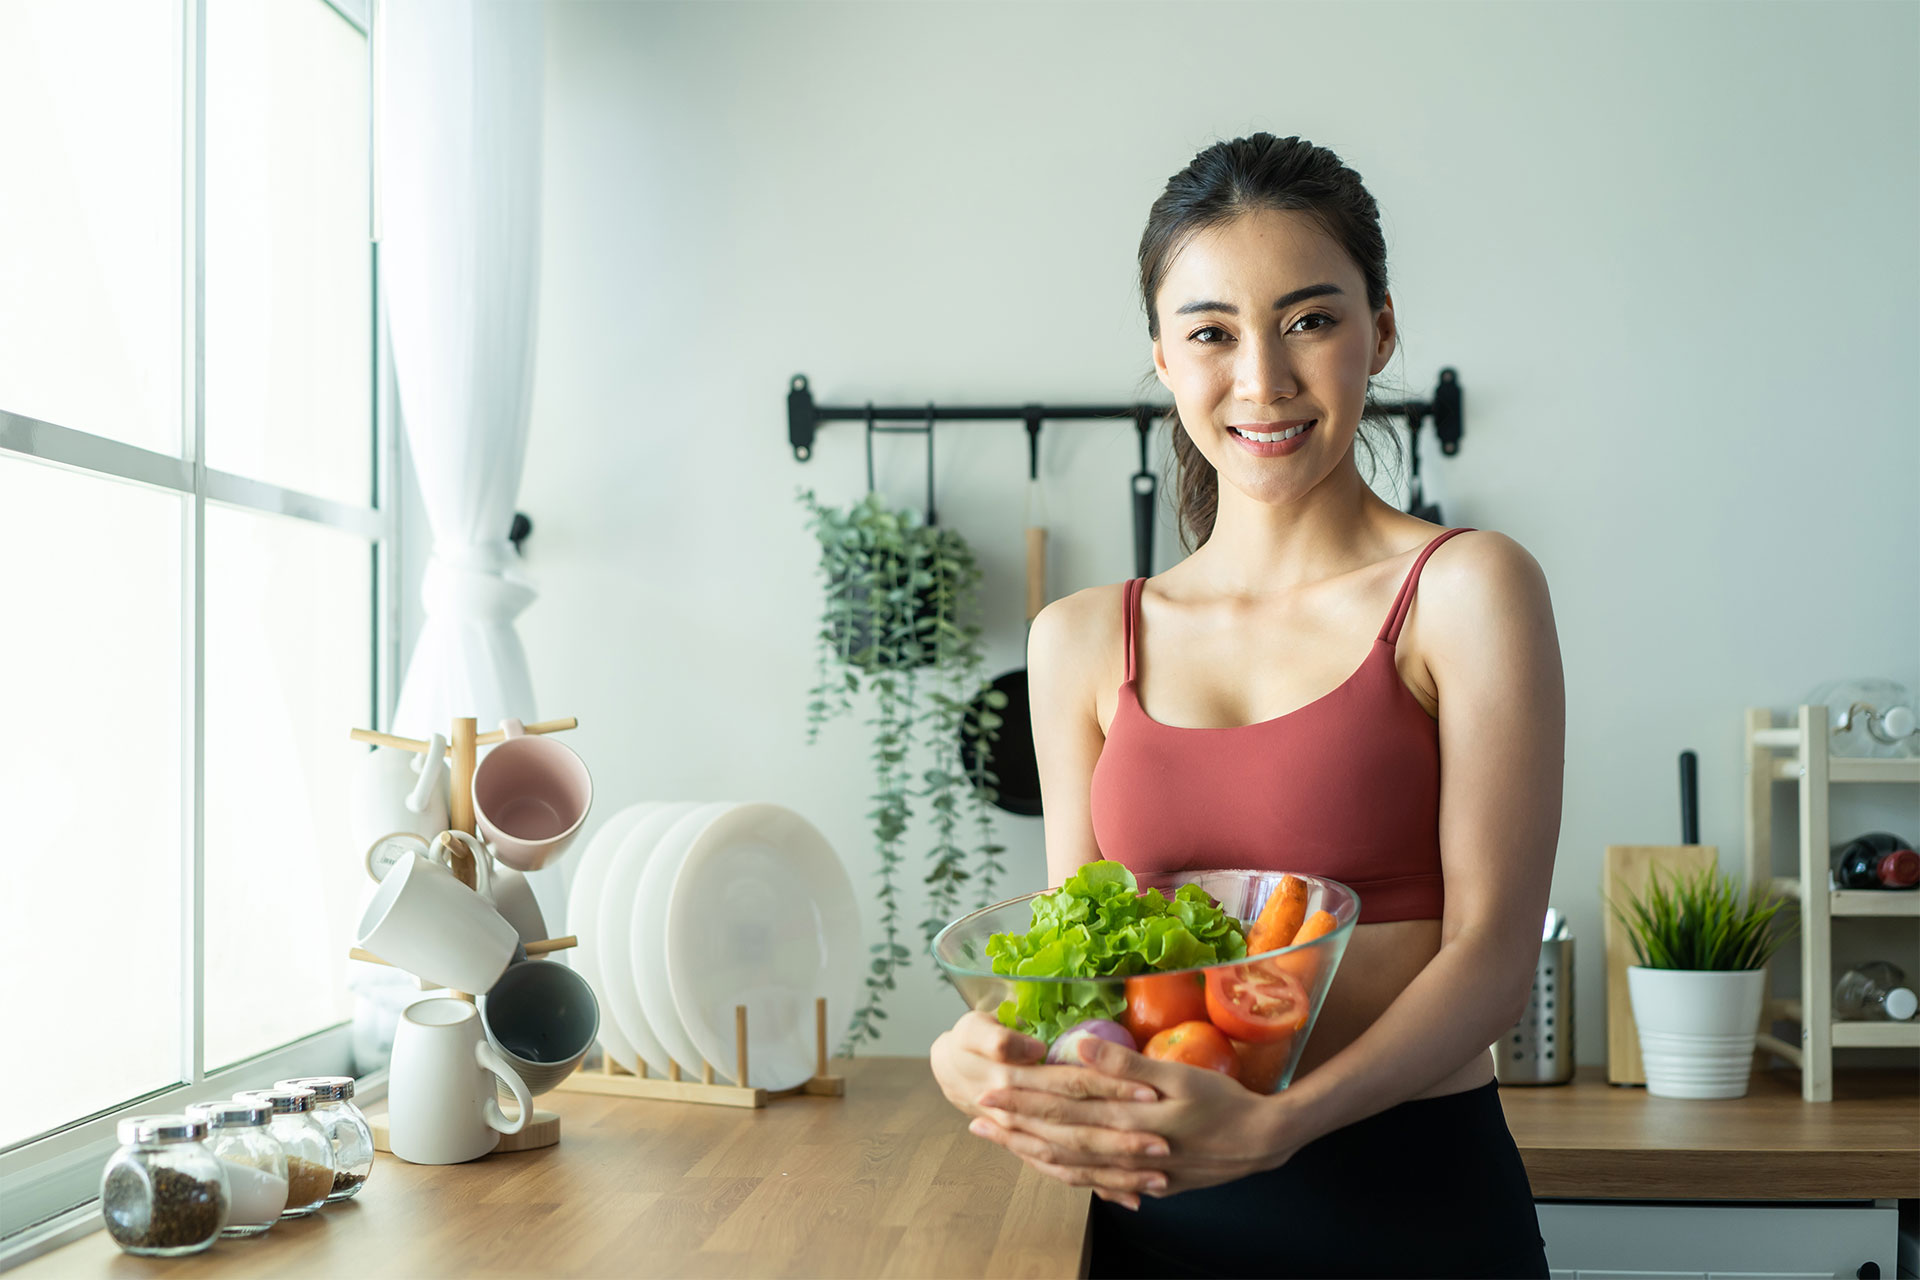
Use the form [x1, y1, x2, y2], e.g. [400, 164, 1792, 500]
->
[1228, 421, 1314, 443]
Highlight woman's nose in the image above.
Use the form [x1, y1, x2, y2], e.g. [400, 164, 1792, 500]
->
[1231, 332, 1299, 403]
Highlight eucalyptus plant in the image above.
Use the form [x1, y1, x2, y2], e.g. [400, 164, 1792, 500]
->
[1607, 863, 1795, 971]
[799, 489, 1007, 1055]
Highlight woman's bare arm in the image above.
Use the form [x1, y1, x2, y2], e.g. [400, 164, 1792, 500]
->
[1027, 585, 1117, 889]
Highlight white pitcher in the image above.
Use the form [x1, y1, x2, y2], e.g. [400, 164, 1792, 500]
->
[388, 997, 532, 1164]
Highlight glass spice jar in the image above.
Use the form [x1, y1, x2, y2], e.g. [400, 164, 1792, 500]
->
[99, 1114, 230, 1257]
[276, 1076, 374, 1200]
[185, 1099, 288, 1236]
[233, 1088, 333, 1217]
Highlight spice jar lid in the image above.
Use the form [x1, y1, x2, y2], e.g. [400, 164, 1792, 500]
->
[235, 1087, 315, 1115]
[186, 1099, 273, 1129]
[275, 1075, 354, 1103]
[116, 1114, 207, 1145]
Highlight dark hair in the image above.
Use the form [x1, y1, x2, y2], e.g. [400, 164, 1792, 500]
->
[1137, 133, 1405, 552]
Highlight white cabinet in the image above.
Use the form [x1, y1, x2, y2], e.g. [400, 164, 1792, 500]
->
[1537, 1201, 1897, 1279]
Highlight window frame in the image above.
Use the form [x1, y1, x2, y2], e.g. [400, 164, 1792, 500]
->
[0, 0, 393, 1254]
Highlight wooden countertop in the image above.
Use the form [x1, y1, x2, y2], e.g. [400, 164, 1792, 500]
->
[1500, 1063, 1918, 1200]
[19, 1060, 1915, 1278]
[16, 1059, 1087, 1280]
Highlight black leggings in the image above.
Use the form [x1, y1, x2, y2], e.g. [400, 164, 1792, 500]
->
[1087, 1079, 1549, 1280]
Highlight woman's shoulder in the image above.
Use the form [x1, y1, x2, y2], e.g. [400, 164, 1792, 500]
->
[1411, 526, 1555, 656]
[1028, 580, 1131, 691]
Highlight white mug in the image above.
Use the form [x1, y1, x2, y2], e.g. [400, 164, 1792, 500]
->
[388, 997, 531, 1164]
[433, 830, 549, 944]
[350, 736, 451, 857]
[356, 851, 518, 993]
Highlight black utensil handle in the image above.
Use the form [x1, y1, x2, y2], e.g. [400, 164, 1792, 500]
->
[1679, 750, 1699, 845]
[1132, 472, 1156, 579]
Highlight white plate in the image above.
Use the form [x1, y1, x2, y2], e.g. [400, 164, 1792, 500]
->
[630, 802, 738, 1075]
[595, 803, 701, 1076]
[564, 802, 658, 1069]
[664, 804, 861, 1090]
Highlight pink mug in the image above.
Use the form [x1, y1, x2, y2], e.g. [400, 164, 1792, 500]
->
[470, 719, 592, 871]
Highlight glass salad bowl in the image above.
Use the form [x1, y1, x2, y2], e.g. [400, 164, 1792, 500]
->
[930, 865, 1359, 1094]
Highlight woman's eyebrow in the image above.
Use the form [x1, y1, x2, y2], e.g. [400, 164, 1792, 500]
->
[1174, 283, 1344, 316]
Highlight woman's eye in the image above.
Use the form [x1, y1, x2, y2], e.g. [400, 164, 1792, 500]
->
[1188, 314, 1333, 344]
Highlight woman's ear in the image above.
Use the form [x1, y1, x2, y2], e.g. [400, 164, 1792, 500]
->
[1370, 292, 1397, 375]
[1151, 337, 1173, 391]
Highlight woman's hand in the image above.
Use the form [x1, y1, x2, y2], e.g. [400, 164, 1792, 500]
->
[931, 1011, 1174, 1206]
[967, 1034, 1307, 1209]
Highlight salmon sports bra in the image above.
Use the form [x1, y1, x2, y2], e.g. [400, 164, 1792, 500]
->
[1087, 528, 1477, 924]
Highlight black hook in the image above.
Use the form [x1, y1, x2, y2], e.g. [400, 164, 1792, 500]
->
[924, 402, 937, 526]
[863, 402, 877, 494]
[1025, 410, 1043, 481]
[508, 512, 532, 556]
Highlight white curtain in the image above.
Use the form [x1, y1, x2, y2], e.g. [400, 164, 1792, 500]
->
[379, 0, 545, 740]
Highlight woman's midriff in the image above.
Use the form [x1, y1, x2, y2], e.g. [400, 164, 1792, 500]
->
[1289, 916, 1495, 1099]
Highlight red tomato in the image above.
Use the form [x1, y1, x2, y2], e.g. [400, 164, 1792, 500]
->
[1232, 1035, 1294, 1093]
[1203, 963, 1309, 1043]
[1121, 972, 1208, 1046]
[1143, 1020, 1242, 1080]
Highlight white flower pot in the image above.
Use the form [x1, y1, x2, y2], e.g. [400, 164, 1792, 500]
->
[1626, 966, 1766, 1099]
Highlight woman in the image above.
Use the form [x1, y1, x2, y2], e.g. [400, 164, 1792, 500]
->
[929, 134, 1564, 1279]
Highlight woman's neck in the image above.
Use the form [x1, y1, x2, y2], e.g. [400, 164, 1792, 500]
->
[1184, 462, 1404, 598]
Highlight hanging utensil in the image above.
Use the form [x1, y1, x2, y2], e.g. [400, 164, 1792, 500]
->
[1132, 409, 1156, 578]
[959, 414, 1046, 816]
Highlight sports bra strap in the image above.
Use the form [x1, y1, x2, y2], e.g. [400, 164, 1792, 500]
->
[1122, 577, 1144, 682]
[1380, 528, 1476, 645]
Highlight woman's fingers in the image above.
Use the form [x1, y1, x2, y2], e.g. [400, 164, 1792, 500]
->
[972, 1112, 1169, 1172]
[978, 1085, 1161, 1132]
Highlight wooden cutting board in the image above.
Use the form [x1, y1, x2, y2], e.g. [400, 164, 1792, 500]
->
[1602, 844, 1720, 1084]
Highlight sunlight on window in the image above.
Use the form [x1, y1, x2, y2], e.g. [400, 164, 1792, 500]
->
[0, 458, 185, 1147]
[205, 0, 371, 505]
[0, 0, 181, 451]
[202, 504, 372, 1071]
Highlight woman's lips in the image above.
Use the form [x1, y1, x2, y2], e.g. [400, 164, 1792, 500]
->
[1227, 420, 1315, 456]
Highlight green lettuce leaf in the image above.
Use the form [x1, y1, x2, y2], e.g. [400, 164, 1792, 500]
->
[985, 862, 1249, 1043]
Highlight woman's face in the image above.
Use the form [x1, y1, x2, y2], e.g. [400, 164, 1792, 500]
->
[1151, 207, 1395, 510]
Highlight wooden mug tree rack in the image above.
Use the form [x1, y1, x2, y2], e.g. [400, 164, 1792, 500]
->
[349, 715, 844, 1127]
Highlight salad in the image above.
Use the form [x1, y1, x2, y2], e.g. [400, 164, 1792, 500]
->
[984, 861, 1339, 1089]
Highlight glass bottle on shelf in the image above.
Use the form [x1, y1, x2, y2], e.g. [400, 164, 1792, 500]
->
[99, 1114, 230, 1257]
[1829, 833, 1920, 889]
[233, 1087, 334, 1217]
[275, 1075, 374, 1200]
[1834, 962, 1919, 1022]
[185, 1099, 288, 1236]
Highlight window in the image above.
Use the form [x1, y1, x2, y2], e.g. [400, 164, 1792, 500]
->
[0, 0, 388, 1245]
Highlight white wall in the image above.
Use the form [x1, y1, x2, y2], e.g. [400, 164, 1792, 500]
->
[404, 0, 1920, 1067]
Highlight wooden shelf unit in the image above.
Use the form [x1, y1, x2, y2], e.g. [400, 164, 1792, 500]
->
[1744, 706, 1920, 1101]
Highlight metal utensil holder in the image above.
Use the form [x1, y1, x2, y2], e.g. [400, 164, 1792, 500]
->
[1496, 936, 1574, 1085]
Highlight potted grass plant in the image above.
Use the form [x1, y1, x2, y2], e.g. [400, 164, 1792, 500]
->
[797, 489, 1007, 1057]
[1608, 863, 1795, 1099]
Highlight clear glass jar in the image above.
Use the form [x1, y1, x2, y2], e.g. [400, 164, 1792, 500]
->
[99, 1115, 230, 1256]
[234, 1088, 333, 1217]
[185, 1100, 289, 1236]
[276, 1076, 374, 1199]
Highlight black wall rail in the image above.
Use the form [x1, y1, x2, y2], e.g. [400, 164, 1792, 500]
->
[786, 368, 1464, 521]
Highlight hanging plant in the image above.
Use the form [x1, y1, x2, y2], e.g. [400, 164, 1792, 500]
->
[799, 489, 1007, 1056]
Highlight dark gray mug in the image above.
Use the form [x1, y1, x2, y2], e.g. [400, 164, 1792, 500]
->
[478, 959, 600, 1095]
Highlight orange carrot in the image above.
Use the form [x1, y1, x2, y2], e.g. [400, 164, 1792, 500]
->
[1246, 876, 1308, 954]
[1270, 909, 1341, 989]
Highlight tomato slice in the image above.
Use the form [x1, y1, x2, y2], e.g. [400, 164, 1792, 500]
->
[1204, 962, 1309, 1043]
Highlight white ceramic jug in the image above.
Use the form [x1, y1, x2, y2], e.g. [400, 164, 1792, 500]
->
[388, 997, 532, 1164]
